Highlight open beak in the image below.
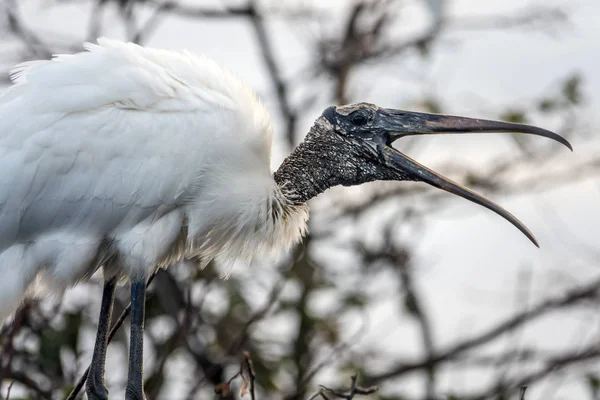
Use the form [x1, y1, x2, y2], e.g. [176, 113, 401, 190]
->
[378, 108, 573, 247]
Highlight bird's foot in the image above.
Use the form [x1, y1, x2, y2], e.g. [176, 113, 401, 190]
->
[85, 379, 109, 400]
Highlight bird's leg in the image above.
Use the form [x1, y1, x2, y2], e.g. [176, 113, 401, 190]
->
[125, 277, 147, 400]
[86, 276, 117, 400]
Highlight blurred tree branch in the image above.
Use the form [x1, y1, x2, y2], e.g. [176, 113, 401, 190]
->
[308, 373, 378, 400]
[367, 275, 600, 383]
[0, 1, 598, 400]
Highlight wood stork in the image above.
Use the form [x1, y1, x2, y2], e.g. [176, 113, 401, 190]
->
[0, 38, 571, 399]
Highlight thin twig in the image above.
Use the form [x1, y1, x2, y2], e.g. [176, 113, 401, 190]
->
[214, 368, 240, 399]
[463, 349, 600, 399]
[4, 0, 51, 58]
[145, 1, 252, 18]
[299, 311, 369, 387]
[309, 373, 378, 400]
[187, 264, 292, 397]
[243, 351, 256, 400]
[5, 381, 13, 400]
[520, 385, 528, 400]
[247, 0, 297, 149]
[391, 236, 436, 399]
[370, 276, 600, 383]
[1, 370, 52, 399]
[215, 352, 257, 399]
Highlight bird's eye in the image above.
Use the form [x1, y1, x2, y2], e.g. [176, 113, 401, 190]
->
[351, 113, 368, 126]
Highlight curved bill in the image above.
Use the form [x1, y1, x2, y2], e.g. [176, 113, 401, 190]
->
[382, 146, 539, 247]
[382, 108, 573, 151]
[375, 108, 574, 246]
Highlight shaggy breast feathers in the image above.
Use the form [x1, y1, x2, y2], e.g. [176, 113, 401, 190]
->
[0, 38, 298, 320]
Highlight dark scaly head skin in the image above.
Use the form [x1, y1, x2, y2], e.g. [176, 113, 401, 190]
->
[274, 104, 403, 204]
[275, 102, 572, 246]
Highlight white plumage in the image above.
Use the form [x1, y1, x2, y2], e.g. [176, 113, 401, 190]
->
[0, 37, 574, 400]
[0, 38, 308, 320]
[2, 38, 572, 400]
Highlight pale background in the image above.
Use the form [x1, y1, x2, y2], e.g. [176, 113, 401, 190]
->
[1, 0, 599, 399]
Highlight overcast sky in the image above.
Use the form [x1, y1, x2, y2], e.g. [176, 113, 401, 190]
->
[5, 0, 600, 398]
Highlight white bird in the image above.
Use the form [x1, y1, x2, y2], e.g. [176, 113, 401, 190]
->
[0, 38, 571, 399]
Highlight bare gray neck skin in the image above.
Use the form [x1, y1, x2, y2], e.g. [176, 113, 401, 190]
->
[274, 117, 399, 205]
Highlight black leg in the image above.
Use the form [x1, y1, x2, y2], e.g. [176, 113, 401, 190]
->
[125, 278, 146, 400]
[86, 277, 117, 400]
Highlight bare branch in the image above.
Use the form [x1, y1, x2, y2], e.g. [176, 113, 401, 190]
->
[309, 373, 378, 400]
[393, 244, 436, 398]
[3, 0, 51, 59]
[449, 5, 569, 32]
[463, 348, 600, 399]
[215, 352, 256, 400]
[5, 381, 13, 400]
[369, 276, 600, 383]
[247, 1, 297, 148]
[242, 351, 256, 400]
[2, 370, 53, 399]
[144, 1, 253, 19]
[520, 385, 528, 400]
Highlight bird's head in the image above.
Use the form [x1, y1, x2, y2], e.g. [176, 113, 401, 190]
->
[275, 102, 572, 246]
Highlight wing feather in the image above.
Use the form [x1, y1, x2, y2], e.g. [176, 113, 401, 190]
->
[0, 39, 274, 250]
